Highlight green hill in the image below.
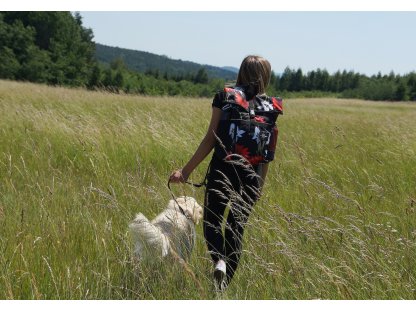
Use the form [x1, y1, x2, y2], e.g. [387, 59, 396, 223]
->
[222, 66, 239, 73]
[95, 43, 237, 81]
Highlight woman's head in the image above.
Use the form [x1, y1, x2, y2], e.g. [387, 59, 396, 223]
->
[236, 55, 272, 95]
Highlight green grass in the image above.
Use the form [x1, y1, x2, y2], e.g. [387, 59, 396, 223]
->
[1, 80, 416, 299]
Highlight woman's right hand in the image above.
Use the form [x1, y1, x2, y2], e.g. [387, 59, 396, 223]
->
[169, 169, 188, 183]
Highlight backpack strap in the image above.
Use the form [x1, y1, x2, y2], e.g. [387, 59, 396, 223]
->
[249, 99, 256, 117]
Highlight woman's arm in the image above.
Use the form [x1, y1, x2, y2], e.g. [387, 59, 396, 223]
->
[169, 107, 222, 183]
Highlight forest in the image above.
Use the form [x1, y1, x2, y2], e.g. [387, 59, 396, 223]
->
[1, 11, 416, 101]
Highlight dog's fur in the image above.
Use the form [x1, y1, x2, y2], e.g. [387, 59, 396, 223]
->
[129, 196, 203, 261]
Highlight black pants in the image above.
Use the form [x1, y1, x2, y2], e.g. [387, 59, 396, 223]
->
[203, 156, 261, 284]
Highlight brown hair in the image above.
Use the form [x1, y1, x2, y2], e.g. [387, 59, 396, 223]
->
[236, 55, 272, 95]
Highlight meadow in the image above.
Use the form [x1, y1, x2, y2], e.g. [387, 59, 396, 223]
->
[0, 80, 415, 299]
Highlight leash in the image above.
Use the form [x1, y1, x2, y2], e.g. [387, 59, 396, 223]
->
[167, 180, 192, 220]
[167, 160, 211, 219]
[167, 179, 206, 220]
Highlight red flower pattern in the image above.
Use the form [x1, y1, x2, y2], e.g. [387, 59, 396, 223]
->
[235, 144, 250, 158]
[234, 144, 264, 165]
[247, 155, 264, 165]
[234, 92, 249, 110]
[272, 97, 283, 111]
[254, 116, 266, 123]
[225, 87, 249, 110]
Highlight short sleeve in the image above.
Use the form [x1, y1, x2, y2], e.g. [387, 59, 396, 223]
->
[212, 90, 225, 110]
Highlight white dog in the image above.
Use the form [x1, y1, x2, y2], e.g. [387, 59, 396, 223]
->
[129, 196, 203, 261]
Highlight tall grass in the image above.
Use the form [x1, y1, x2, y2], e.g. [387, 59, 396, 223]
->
[0, 80, 415, 299]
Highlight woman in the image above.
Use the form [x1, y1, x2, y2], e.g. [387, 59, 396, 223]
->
[169, 55, 281, 291]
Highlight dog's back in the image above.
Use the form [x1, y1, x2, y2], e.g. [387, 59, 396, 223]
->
[153, 210, 196, 260]
[129, 213, 170, 259]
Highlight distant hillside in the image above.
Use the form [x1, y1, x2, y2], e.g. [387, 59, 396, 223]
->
[222, 66, 239, 74]
[95, 43, 237, 81]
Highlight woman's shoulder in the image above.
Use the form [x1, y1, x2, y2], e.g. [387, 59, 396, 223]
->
[212, 89, 227, 109]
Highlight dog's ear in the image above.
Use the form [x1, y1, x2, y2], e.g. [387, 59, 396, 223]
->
[176, 196, 186, 205]
[192, 204, 203, 225]
[170, 197, 189, 214]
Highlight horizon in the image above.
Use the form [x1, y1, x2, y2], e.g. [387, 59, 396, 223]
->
[80, 11, 416, 77]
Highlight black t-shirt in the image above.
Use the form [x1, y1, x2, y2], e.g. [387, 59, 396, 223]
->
[211, 91, 225, 109]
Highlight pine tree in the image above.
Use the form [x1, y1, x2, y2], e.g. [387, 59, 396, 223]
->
[113, 70, 124, 91]
[194, 68, 209, 84]
[292, 68, 303, 91]
[407, 74, 416, 101]
[87, 64, 101, 89]
[279, 67, 293, 91]
[394, 82, 407, 101]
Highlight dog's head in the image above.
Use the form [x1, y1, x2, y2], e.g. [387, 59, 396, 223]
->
[169, 196, 203, 225]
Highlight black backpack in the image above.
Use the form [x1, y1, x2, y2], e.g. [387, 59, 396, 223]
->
[214, 87, 283, 165]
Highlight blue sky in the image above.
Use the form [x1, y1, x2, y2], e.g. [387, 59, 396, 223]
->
[80, 12, 416, 76]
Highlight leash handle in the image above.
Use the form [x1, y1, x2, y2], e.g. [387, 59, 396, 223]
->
[167, 158, 211, 197]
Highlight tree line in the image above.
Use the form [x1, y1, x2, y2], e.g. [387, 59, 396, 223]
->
[92, 57, 224, 97]
[1, 12, 415, 101]
[271, 67, 416, 101]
